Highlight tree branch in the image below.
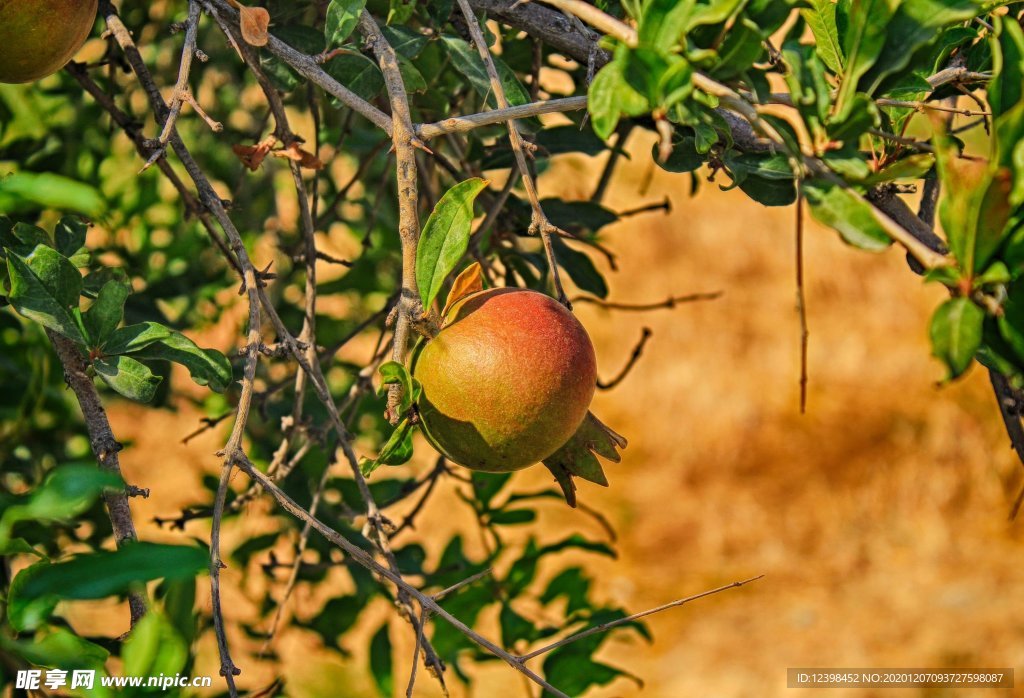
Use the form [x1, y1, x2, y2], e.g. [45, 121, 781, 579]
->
[47, 332, 147, 626]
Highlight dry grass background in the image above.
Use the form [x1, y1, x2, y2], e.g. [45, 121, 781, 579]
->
[81, 130, 1024, 697]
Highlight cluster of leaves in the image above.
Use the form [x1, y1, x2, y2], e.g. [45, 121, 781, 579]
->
[1, 215, 231, 401]
[0, 461, 209, 693]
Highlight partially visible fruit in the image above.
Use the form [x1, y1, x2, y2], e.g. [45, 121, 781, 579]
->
[414, 288, 597, 473]
[0, 0, 98, 83]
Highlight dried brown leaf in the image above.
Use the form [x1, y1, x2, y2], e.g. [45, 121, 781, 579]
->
[239, 5, 270, 47]
[441, 262, 483, 318]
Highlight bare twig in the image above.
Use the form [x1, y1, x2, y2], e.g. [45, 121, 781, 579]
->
[572, 291, 722, 311]
[456, 0, 570, 306]
[795, 190, 808, 414]
[597, 327, 652, 390]
[359, 12, 424, 422]
[143, 0, 222, 171]
[417, 96, 588, 139]
[517, 575, 764, 661]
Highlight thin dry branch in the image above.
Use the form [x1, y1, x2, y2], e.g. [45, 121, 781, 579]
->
[572, 291, 723, 310]
[417, 96, 588, 139]
[144, 0, 222, 171]
[456, 0, 570, 306]
[358, 12, 424, 422]
[517, 575, 764, 662]
[597, 327, 652, 390]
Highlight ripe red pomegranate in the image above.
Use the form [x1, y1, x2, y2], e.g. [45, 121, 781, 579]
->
[414, 288, 597, 472]
[0, 0, 98, 83]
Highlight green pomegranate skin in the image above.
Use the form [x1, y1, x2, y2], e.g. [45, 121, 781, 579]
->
[414, 288, 597, 472]
[0, 0, 98, 83]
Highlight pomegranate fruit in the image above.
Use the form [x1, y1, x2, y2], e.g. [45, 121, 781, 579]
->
[414, 288, 597, 472]
[0, 0, 98, 83]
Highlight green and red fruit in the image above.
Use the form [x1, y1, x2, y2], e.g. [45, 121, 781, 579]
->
[0, 0, 98, 83]
[414, 288, 597, 472]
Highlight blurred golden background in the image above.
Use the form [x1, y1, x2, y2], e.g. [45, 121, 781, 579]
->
[79, 128, 1024, 697]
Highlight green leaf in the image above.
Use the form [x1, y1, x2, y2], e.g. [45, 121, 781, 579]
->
[862, 0, 981, 95]
[441, 35, 530, 108]
[550, 237, 608, 299]
[935, 126, 1013, 274]
[324, 52, 385, 104]
[930, 297, 983, 379]
[0, 464, 122, 546]
[102, 322, 172, 355]
[325, 0, 366, 47]
[369, 624, 393, 698]
[658, 135, 703, 173]
[7, 561, 59, 631]
[0, 172, 105, 218]
[94, 355, 162, 402]
[12, 542, 208, 605]
[638, 0, 694, 52]
[368, 417, 416, 473]
[0, 627, 109, 671]
[6, 246, 86, 343]
[82, 279, 130, 345]
[802, 180, 892, 251]
[21, 244, 82, 308]
[588, 51, 650, 139]
[490, 509, 536, 525]
[801, 0, 844, 73]
[0, 538, 45, 558]
[54, 216, 88, 257]
[416, 178, 488, 309]
[541, 567, 591, 614]
[864, 153, 935, 184]
[833, 0, 899, 122]
[123, 611, 189, 678]
[471, 471, 512, 509]
[499, 603, 538, 646]
[130, 330, 232, 392]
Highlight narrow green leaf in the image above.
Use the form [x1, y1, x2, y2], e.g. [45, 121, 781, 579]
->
[441, 35, 530, 108]
[833, 0, 899, 121]
[369, 624, 394, 698]
[802, 180, 892, 251]
[6, 246, 86, 343]
[930, 297, 984, 379]
[130, 330, 232, 392]
[325, 0, 366, 47]
[0, 464, 122, 546]
[0, 172, 105, 218]
[14, 542, 209, 603]
[94, 355, 162, 402]
[103, 322, 172, 356]
[416, 178, 488, 309]
[83, 279, 130, 345]
[801, 0, 844, 73]
[0, 627, 109, 671]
